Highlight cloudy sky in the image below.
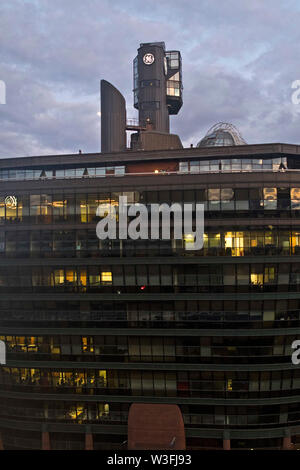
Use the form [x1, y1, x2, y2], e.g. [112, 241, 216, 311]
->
[1, 0, 300, 158]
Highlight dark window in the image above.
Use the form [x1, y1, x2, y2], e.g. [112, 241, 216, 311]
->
[140, 101, 160, 110]
[140, 80, 160, 88]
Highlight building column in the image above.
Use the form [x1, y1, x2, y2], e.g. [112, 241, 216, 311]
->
[85, 426, 93, 450]
[42, 425, 51, 450]
[282, 430, 292, 450]
[0, 432, 4, 450]
[223, 431, 230, 450]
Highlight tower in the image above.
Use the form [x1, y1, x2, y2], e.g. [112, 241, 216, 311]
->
[133, 42, 183, 133]
[100, 41, 183, 153]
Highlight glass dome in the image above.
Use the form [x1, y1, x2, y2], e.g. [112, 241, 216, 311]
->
[197, 122, 247, 147]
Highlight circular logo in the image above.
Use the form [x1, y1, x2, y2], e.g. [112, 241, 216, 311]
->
[143, 53, 155, 65]
[5, 195, 17, 208]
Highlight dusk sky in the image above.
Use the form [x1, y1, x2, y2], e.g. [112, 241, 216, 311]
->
[1, 0, 300, 158]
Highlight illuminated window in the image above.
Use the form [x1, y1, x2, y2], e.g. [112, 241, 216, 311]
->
[89, 273, 100, 287]
[50, 337, 60, 355]
[221, 188, 234, 200]
[54, 269, 64, 285]
[16, 336, 26, 352]
[183, 234, 194, 249]
[210, 233, 221, 248]
[82, 337, 94, 353]
[101, 271, 112, 283]
[224, 232, 233, 249]
[251, 273, 263, 285]
[208, 188, 220, 201]
[291, 188, 300, 199]
[69, 404, 85, 420]
[203, 233, 208, 249]
[263, 187, 277, 209]
[291, 188, 300, 209]
[225, 232, 244, 256]
[52, 199, 65, 208]
[97, 370, 107, 387]
[291, 232, 300, 253]
[28, 336, 38, 352]
[235, 232, 245, 257]
[98, 403, 109, 417]
[264, 266, 275, 283]
[250, 236, 258, 247]
[263, 187, 277, 199]
[66, 269, 77, 284]
[79, 270, 87, 287]
[227, 379, 233, 391]
[208, 188, 220, 210]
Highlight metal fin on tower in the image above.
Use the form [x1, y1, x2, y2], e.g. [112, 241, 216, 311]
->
[100, 80, 126, 153]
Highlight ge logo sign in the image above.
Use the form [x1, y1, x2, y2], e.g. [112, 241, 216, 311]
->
[143, 53, 155, 65]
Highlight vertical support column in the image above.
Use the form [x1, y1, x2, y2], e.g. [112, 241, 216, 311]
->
[42, 425, 51, 450]
[223, 431, 231, 450]
[85, 426, 93, 450]
[282, 429, 292, 450]
[0, 431, 4, 450]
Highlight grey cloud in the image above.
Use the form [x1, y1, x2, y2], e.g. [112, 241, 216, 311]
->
[0, 0, 300, 158]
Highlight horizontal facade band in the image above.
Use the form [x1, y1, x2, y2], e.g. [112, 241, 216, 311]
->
[0, 143, 293, 170]
[0, 416, 298, 440]
[2, 219, 300, 234]
[4, 359, 299, 371]
[1, 292, 300, 301]
[0, 389, 299, 406]
[0, 256, 300, 266]
[1, 163, 300, 192]
[1, 327, 299, 337]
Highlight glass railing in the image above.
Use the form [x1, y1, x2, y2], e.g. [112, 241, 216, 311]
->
[0, 380, 298, 397]
[0, 309, 299, 321]
[1, 404, 299, 428]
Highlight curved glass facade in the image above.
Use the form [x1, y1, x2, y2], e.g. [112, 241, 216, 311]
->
[0, 147, 300, 450]
[198, 130, 235, 147]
